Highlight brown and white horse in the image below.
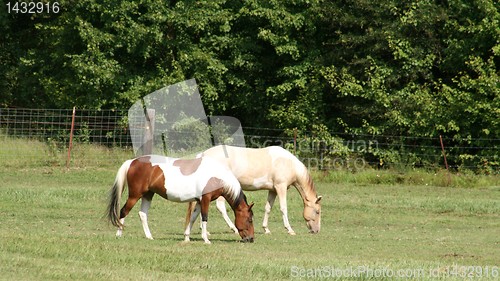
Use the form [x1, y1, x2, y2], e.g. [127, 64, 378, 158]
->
[107, 155, 254, 244]
[188, 145, 322, 235]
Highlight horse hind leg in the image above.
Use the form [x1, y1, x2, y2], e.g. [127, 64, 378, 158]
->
[184, 202, 210, 236]
[216, 197, 238, 234]
[116, 218, 126, 237]
[184, 202, 201, 242]
[116, 196, 140, 238]
[139, 191, 154, 240]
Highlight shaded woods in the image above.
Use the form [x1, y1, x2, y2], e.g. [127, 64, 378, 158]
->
[1, 0, 498, 171]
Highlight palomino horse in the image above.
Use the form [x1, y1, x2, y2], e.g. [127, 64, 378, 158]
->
[107, 155, 254, 244]
[187, 145, 321, 235]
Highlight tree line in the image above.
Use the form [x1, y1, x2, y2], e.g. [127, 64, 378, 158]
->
[1, 0, 498, 170]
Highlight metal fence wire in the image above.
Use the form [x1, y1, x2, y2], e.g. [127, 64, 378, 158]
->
[0, 108, 131, 146]
[0, 108, 498, 173]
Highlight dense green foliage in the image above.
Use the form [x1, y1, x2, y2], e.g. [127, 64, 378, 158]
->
[1, 0, 499, 170]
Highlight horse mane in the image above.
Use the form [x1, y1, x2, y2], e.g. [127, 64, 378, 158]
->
[303, 170, 316, 193]
[230, 190, 248, 209]
[220, 174, 241, 204]
[294, 157, 318, 201]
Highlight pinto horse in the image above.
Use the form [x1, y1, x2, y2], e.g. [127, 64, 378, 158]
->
[187, 145, 322, 235]
[107, 155, 254, 244]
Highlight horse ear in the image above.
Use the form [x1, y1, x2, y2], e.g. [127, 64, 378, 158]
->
[316, 196, 322, 203]
[249, 202, 254, 210]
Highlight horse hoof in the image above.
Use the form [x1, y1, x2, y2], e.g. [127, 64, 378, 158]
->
[288, 231, 296, 235]
[204, 240, 212, 245]
[263, 228, 271, 234]
[146, 236, 154, 240]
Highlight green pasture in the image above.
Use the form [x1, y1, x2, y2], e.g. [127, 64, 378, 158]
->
[0, 164, 499, 280]
[0, 138, 499, 280]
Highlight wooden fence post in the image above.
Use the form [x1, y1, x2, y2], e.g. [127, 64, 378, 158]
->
[66, 107, 76, 169]
[142, 109, 155, 155]
[439, 135, 452, 185]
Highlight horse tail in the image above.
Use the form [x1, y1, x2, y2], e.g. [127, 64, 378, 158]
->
[106, 159, 133, 227]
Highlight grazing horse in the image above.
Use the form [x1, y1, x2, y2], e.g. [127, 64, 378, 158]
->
[107, 155, 254, 244]
[187, 145, 322, 235]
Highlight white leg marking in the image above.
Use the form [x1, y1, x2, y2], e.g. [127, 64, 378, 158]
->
[262, 191, 277, 234]
[139, 198, 153, 240]
[201, 221, 211, 244]
[116, 218, 125, 237]
[184, 203, 201, 242]
[197, 214, 211, 235]
[216, 197, 238, 234]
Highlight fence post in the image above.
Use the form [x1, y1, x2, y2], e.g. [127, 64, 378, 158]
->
[439, 135, 452, 185]
[66, 107, 76, 169]
[142, 109, 155, 155]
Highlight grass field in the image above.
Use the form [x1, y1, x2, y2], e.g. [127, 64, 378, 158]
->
[0, 165, 498, 280]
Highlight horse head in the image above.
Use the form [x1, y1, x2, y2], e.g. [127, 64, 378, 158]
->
[303, 195, 322, 233]
[233, 193, 255, 243]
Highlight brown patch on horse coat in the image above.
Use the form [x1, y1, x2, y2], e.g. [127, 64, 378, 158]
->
[173, 158, 202, 176]
[149, 165, 168, 199]
[200, 177, 225, 221]
[128, 158, 168, 199]
[203, 177, 224, 195]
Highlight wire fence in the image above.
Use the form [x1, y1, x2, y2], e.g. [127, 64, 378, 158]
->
[0, 108, 130, 146]
[0, 108, 498, 173]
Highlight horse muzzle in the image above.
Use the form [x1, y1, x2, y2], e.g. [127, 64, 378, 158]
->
[240, 237, 254, 243]
[306, 221, 320, 234]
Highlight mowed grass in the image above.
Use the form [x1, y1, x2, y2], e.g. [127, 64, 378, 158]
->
[0, 167, 499, 280]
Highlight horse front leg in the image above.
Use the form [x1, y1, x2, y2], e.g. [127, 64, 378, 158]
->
[262, 190, 277, 234]
[275, 184, 296, 235]
[184, 202, 201, 242]
[200, 198, 211, 244]
[216, 197, 238, 234]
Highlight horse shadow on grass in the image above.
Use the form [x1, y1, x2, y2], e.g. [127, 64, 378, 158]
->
[152, 230, 243, 244]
